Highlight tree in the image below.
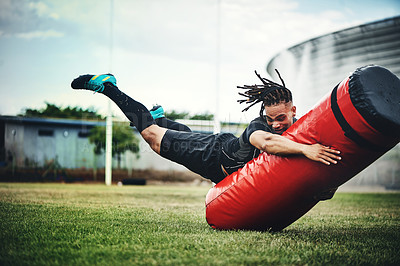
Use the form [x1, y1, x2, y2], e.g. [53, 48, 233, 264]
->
[190, 112, 214, 120]
[164, 110, 189, 121]
[164, 110, 214, 121]
[19, 102, 104, 120]
[89, 122, 140, 168]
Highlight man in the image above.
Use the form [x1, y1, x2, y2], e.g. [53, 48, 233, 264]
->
[71, 71, 341, 184]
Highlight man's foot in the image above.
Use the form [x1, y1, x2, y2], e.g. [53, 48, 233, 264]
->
[150, 105, 165, 119]
[71, 74, 117, 93]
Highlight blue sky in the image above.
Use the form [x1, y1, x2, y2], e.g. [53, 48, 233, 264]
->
[0, 0, 399, 123]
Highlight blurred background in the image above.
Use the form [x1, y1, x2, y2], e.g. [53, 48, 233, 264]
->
[0, 0, 399, 189]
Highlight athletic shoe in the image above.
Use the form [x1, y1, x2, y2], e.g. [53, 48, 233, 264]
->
[71, 74, 117, 93]
[150, 105, 165, 119]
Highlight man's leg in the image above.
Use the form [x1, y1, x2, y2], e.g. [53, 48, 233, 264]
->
[149, 105, 192, 132]
[71, 74, 225, 182]
[156, 117, 192, 132]
[140, 125, 167, 154]
[71, 74, 166, 154]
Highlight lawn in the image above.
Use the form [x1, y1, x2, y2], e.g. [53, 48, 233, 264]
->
[0, 183, 399, 265]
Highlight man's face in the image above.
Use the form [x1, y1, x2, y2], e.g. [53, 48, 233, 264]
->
[264, 102, 296, 135]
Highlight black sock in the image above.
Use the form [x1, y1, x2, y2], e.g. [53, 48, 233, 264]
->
[155, 117, 192, 132]
[102, 83, 155, 132]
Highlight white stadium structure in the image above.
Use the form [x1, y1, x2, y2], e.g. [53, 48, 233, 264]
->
[266, 16, 400, 190]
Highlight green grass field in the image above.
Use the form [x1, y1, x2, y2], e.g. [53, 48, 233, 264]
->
[0, 183, 399, 265]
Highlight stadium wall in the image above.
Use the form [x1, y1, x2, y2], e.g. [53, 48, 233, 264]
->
[266, 16, 400, 190]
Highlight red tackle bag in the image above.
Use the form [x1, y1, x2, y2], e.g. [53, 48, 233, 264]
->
[205, 65, 400, 231]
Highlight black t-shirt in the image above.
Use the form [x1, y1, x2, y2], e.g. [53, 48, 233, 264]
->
[221, 116, 297, 175]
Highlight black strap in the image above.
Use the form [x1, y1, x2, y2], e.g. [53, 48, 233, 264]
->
[330, 85, 384, 152]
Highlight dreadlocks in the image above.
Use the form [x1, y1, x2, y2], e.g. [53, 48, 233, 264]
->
[237, 69, 292, 120]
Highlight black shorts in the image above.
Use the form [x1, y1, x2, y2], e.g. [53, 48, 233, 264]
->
[160, 130, 236, 183]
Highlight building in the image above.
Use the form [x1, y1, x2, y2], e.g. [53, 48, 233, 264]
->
[0, 115, 245, 174]
[266, 16, 400, 116]
[0, 116, 105, 169]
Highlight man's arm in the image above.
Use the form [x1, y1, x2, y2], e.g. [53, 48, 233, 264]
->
[249, 130, 341, 165]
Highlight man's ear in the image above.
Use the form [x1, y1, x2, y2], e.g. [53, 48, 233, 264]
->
[292, 105, 297, 117]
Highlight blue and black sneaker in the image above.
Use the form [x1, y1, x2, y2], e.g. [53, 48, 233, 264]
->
[71, 74, 117, 93]
[150, 105, 165, 120]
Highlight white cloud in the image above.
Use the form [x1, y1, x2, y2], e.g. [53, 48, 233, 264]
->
[16, 29, 64, 39]
[29, 1, 59, 19]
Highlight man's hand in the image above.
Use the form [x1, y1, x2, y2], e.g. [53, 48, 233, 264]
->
[249, 130, 341, 165]
[301, 144, 341, 165]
